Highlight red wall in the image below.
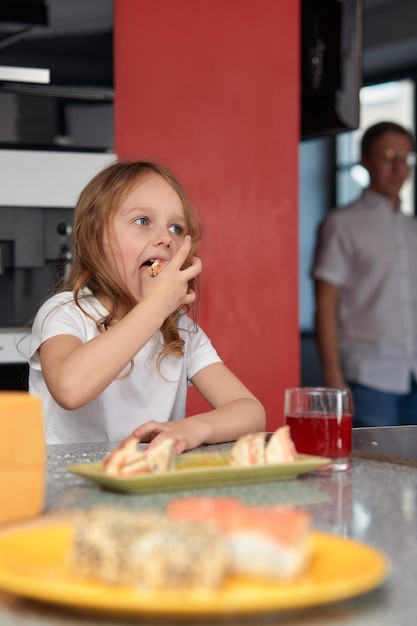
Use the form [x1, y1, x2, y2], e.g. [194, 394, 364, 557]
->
[114, 0, 300, 429]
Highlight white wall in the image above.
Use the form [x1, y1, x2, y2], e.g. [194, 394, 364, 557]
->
[0, 150, 116, 207]
[0, 149, 117, 363]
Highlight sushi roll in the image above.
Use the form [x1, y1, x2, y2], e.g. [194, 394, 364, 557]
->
[265, 425, 299, 463]
[69, 506, 230, 590]
[102, 436, 174, 476]
[229, 432, 266, 467]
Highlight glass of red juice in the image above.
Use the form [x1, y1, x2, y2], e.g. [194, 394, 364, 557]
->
[284, 387, 352, 471]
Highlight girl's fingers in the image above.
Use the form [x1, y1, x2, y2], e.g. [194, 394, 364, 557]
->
[170, 235, 192, 269]
[132, 421, 187, 454]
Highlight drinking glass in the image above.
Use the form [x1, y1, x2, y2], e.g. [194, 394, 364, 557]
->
[284, 387, 353, 472]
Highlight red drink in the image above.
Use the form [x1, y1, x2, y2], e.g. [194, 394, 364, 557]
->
[286, 412, 352, 460]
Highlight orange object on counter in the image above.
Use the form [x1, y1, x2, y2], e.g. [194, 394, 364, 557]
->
[0, 392, 45, 525]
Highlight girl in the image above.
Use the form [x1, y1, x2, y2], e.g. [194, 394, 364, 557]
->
[25, 160, 266, 450]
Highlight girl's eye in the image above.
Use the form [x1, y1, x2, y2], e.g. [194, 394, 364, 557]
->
[134, 217, 149, 226]
[169, 224, 185, 235]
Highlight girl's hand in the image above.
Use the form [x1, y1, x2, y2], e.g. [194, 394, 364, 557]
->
[140, 236, 202, 315]
[129, 418, 209, 455]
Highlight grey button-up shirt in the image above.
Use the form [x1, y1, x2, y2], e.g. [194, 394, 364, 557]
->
[312, 189, 417, 393]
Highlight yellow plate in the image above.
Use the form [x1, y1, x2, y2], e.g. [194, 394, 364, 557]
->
[66, 451, 332, 493]
[0, 524, 388, 617]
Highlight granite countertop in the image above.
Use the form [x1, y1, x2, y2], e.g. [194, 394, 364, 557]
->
[1, 439, 417, 625]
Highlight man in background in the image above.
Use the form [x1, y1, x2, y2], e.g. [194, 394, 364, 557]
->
[312, 121, 417, 426]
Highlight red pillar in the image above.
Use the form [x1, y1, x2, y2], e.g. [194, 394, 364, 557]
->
[114, 0, 300, 429]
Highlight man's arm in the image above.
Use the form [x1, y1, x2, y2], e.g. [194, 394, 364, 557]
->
[314, 279, 347, 388]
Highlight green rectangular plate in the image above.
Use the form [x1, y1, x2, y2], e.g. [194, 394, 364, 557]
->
[66, 451, 331, 494]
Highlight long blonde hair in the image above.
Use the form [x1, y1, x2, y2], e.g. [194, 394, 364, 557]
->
[64, 160, 203, 363]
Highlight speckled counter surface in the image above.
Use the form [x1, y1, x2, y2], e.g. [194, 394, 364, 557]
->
[1, 439, 417, 626]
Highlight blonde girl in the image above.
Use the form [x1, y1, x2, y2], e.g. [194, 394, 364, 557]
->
[25, 160, 265, 449]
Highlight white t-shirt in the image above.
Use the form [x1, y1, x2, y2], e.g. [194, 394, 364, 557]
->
[312, 189, 417, 393]
[24, 291, 222, 444]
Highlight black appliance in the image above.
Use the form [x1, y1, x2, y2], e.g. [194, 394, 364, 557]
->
[301, 0, 362, 139]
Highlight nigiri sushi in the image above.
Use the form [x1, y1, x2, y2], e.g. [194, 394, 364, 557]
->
[166, 496, 311, 580]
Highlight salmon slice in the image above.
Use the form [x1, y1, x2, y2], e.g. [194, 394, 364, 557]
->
[166, 496, 243, 524]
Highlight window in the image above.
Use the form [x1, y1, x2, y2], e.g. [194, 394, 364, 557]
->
[299, 78, 416, 335]
[336, 79, 415, 214]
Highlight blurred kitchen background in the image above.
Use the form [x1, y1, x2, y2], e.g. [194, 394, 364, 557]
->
[0, 0, 416, 391]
